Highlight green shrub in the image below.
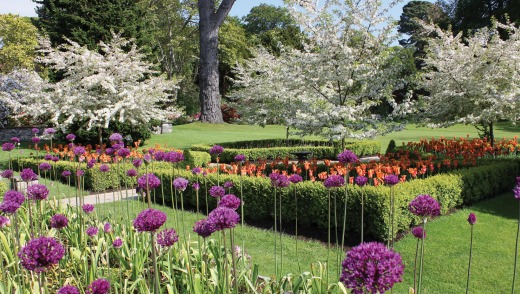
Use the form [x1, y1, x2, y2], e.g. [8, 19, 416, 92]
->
[0, 180, 8, 196]
[183, 150, 211, 167]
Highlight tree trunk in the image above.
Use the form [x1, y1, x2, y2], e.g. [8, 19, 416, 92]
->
[198, 0, 236, 123]
[490, 122, 494, 148]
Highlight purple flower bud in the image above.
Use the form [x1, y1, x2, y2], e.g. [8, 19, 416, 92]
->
[44, 128, 56, 135]
[86, 226, 98, 237]
[113, 237, 123, 248]
[2, 142, 15, 151]
[86, 278, 110, 294]
[126, 169, 138, 177]
[66, 134, 76, 141]
[99, 164, 110, 172]
[31, 128, 39, 134]
[39, 162, 52, 171]
[173, 177, 189, 191]
[156, 228, 179, 247]
[338, 150, 358, 164]
[467, 212, 477, 225]
[62, 170, 72, 177]
[31, 137, 41, 144]
[82, 204, 95, 214]
[411, 226, 425, 239]
[104, 222, 112, 233]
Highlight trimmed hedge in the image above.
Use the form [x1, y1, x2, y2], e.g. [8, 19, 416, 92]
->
[0, 180, 8, 197]
[15, 157, 520, 241]
[183, 150, 211, 167]
[191, 139, 381, 163]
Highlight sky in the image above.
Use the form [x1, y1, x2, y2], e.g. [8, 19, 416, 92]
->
[0, 0, 431, 21]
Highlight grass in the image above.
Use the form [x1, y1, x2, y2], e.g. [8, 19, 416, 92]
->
[94, 199, 343, 279]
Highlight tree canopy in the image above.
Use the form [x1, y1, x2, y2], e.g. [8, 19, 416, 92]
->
[0, 14, 39, 73]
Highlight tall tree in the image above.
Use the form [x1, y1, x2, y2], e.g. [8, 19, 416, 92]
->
[0, 14, 39, 73]
[198, 0, 235, 123]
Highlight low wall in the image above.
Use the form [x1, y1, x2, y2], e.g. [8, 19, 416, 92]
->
[0, 127, 42, 142]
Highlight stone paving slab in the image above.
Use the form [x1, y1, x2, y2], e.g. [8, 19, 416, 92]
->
[60, 189, 139, 207]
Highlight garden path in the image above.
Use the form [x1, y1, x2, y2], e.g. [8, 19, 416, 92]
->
[60, 189, 138, 207]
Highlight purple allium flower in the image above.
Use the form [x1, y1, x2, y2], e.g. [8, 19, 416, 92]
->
[44, 154, 53, 160]
[269, 173, 290, 188]
[31, 137, 41, 144]
[517, 176, 520, 185]
[193, 219, 216, 238]
[86, 226, 98, 237]
[234, 154, 246, 162]
[468, 212, 477, 225]
[113, 237, 123, 248]
[39, 162, 52, 171]
[26, 184, 49, 201]
[86, 159, 96, 169]
[104, 222, 112, 233]
[411, 226, 425, 239]
[105, 148, 114, 156]
[1, 169, 13, 179]
[153, 150, 165, 161]
[133, 208, 167, 232]
[66, 134, 76, 141]
[218, 194, 241, 210]
[3, 190, 25, 205]
[355, 176, 368, 187]
[73, 146, 86, 157]
[338, 150, 358, 164]
[17, 237, 65, 273]
[192, 167, 202, 175]
[57, 285, 80, 294]
[99, 164, 110, 173]
[409, 194, 441, 218]
[164, 151, 184, 163]
[340, 242, 404, 294]
[157, 228, 179, 247]
[109, 133, 123, 142]
[11, 137, 20, 143]
[143, 154, 152, 163]
[192, 182, 200, 190]
[76, 169, 85, 177]
[324, 174, 345, 188]
[50, 214, 68, 229]
[173, 177, 189, 191]
[0, 201, 21, 214]
[137, 173, 161, 190]
[209, 185, 226, 198]
[288, 174, 303, 184]
[514, 185, 520, 201]
[384, 174, 399, 186]
[132, 159, 142, 168]
[52, 156, 60, 162]
[126, 169, 138, 177]
[20, 168, 37, 182]
[62, 170, 72, 177]
[0, 215, 10, 228]
[86, 278, 110, 294]
[43, 128, 56, 135]
[31, 128, 39, 134]
[2, 142, 15, 151]
[207, 207, 240, 231]
[82, 204, 95, 214]
[116, 148, 130, 158]
[209, 145, 224, 155]
[223, 181, 234, 189]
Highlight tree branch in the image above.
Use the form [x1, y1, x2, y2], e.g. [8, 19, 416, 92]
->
[214, 0, 236, 29]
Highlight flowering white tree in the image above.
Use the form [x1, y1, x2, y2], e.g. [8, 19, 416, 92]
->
[231, 0, 411, 144]
[2, 33, 182, 142]
[418, 21, 520, 143]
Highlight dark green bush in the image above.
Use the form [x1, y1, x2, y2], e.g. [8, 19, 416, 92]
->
[183, 150, 211, 167]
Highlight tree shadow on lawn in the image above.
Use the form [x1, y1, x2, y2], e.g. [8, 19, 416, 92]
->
[467, 192, 518, 220]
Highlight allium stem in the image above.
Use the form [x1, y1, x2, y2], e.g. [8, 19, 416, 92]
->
[273, 187, 278, 279]
[341, 173, 349, 251]
[361, 190, 364, 243]
[513, 202, 520, 294]
[240, 172, 244, 229]
[230, 228, 237, 293]
[466, 224, 474, 294]
[418, 218, 427, 294]
[279, 187, 283, 277]
[413, 237, 420, 294]
[327, 189, 331, 286]
[294, 185, 301, 272]
[391, 186, 395, 248]
[151, 232, 160, 294]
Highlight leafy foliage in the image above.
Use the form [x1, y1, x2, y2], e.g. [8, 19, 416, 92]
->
[0, 14, 39, 73]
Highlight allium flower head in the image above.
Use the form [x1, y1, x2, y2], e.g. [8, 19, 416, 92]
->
[11, 137, 20, 143]
[3, 190, 25, 205]
[288, 174, 303, 184]
[514, 185, 520, 201]
[132, 158, 142, 168]
[62, 170, 72, 177]
[324, 174, 345, 188]
[44, 154, 53, 160]
[99, 164, 110, 173]
[411, 226, 425, 239]
[384, 174, 399, 186]
[173, 177, 189, 191]
[409, 194, 441, 217]
[0, 200, 21, 214]
[193, 219, 216, 238]
[1, 169, 13, 179]
[105, 148, 114, 155]
[153, 150, 165, 161]
[86, 278, 110, 294]
[133, 208, 167, 232]
[86, 226, 99, 237]
[209, 185, 226, 198]
[39, 162, 51, 171]
[113, 237, 123, 248]
[2, 142, 14, 151]
[57, 285, 80, 294]
[338, 150, 358, 164]
[340, 242, 404, 294]
[126, 169, 138, 177]
[18, 237, 65, 273]
[73, 146, 86, 157]
[116, 148, 130, 158]
[66, 134, 76, 141]
[104, 222, 112, 233]
[269, 172, 290, 188]
[468, 212, 477, 225]
[218, 194, 241, 210]
[50, 214, 68, 229]
[76, 169, 85, 177]
[137, 173, 161, 190]
[192, 182, 200, 190]
[0, 215, 10, 228]
[164, 151, 184, 163]
[31, 137, 40, 144]
[20, 168, 37, 181]
[82, 204, 95, 214]
[31, 128, 39, 134]
[52, 156, 60, 162]
[207, 207, 240, 231]
[157, 228, 179, 247]
[109, 133, 123, 142]
[223, 181, 234, 189]
[234, 154, 246, 162]
[355, 176, 368, 187]
[43, 128, 56, 135]
[26, 184, 49, 201]
[209, 145, 224, 155]
[192, 167, 202, 175]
